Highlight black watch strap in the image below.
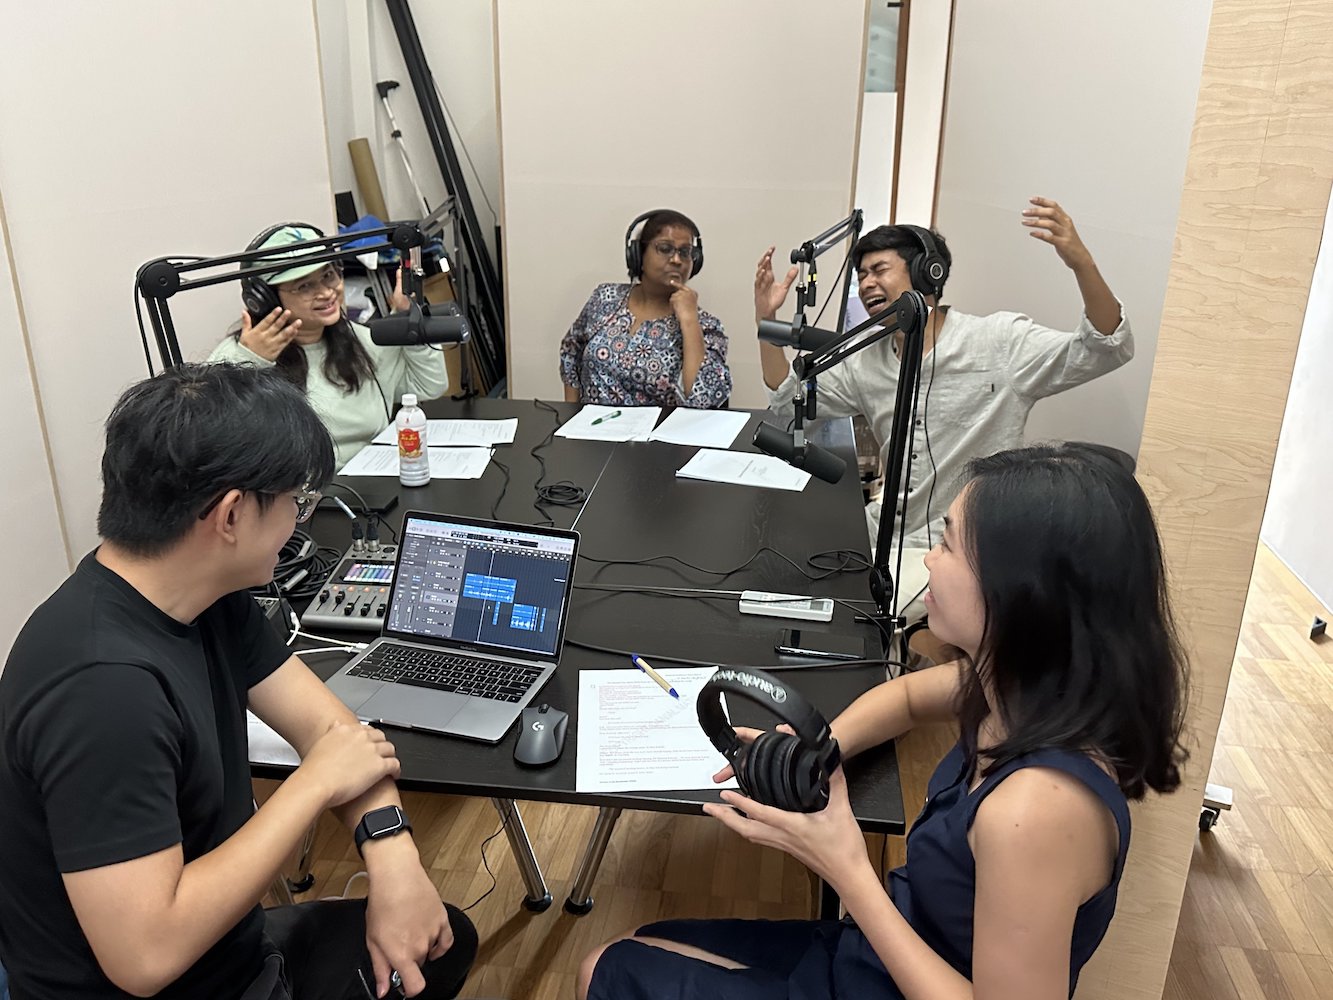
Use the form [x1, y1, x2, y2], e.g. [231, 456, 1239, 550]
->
[354, 805, 412, 856]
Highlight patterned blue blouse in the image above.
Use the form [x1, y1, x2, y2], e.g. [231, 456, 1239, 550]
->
[559, 283, 731, 409]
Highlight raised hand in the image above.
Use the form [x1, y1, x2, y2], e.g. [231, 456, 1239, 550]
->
[239, 307, 301, 361]
[755, 246, 798, 322]
[1021, 197, 1093, 272]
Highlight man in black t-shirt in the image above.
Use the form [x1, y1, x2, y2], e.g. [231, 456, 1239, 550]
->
[0, 365, 476, 1000]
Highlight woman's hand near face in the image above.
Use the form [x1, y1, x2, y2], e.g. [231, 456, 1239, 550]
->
[668, 278, 699, 323]
[671, 278, 705, 395]
[389, 266, 412, 314]
[239, 307, 301, 361]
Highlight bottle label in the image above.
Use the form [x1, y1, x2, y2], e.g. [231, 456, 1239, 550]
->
[398, 428, 423, 458]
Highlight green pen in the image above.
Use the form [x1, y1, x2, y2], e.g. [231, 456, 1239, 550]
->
[590, 409, 623, 426]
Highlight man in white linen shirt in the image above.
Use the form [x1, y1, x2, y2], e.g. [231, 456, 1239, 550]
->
[754, 197, 1133, 627]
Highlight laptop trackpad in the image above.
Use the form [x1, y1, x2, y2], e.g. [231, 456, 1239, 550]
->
[358, 687, 469, 732]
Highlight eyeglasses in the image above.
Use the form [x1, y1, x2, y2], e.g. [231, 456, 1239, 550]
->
[283, 263, 344, 301]
[651, 241, 696, 262]
[197, 486, 322, 523]
[291, 486, 322, 523]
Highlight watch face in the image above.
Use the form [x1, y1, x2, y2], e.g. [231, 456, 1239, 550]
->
[365, 807, 404, 838]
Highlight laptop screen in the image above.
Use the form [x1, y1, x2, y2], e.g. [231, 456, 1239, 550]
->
[385, 514, 578, 659]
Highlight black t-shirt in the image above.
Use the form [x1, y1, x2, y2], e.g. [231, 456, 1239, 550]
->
[0, 553, 291, 999]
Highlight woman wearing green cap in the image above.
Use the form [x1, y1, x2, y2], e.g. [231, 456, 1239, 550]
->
[207, 222, 449, 467]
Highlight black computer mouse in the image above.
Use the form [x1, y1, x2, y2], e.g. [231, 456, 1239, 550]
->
[514, 703, 568, 767]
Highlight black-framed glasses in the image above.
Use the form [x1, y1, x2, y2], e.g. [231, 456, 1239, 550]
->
[651, 241, 695, 262]
[283, 262, 344, 300]
[197, 486, 322, 523]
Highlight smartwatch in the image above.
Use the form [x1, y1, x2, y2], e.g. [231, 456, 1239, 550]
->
[353, 805, 412, 856]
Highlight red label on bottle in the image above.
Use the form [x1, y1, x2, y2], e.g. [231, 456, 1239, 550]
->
[398, 428, 422, 458]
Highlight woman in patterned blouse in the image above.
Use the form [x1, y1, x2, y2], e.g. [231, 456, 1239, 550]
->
[560, 209, 732, 408]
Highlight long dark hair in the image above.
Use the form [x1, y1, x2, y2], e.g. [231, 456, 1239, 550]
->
[235, 312, 377, 396]
[955, 442, 1189, 799]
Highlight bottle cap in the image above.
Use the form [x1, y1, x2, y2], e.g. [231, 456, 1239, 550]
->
[401, 393, 418, 408]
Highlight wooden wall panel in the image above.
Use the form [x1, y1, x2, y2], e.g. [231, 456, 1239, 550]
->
[1075, 1, 1333, 997]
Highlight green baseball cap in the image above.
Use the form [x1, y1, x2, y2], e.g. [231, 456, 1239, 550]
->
[246, 225, 330, 285]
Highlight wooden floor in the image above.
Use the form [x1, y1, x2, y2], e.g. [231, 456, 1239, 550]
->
[1163, 545, 1333, 1000]
[274, 544, 1332, 1000]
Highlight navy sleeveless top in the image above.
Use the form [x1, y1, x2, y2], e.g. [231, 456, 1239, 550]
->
[881, 742, 1131, 997]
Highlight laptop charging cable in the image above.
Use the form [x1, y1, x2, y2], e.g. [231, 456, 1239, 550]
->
[284, 608, 367, 655]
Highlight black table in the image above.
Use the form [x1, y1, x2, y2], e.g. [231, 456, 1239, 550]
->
[262, 398, 903, 916]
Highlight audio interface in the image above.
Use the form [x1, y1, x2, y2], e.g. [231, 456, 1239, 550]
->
[301, 544, 397, 632]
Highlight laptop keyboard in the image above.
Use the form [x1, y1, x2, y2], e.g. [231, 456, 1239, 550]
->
[348, 646, 543, 703]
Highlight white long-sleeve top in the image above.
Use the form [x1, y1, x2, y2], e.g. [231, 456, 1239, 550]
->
[768, 305, 1134, 550]
[208, 322, 449, 468]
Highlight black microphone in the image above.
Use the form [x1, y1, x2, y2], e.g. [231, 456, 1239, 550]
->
[757, 318, 842, 354]
[752, 422, 847, 485]
[368, 300, 471, 346]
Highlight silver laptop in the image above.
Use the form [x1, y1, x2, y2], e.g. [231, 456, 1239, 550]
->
[325, 511, 579, 743]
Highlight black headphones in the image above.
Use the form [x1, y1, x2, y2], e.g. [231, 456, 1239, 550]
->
[900, 224, 949, 299]
[696, 667, 842, 813]
[624, 209, 704, 280]
[240, 221, 325, 322]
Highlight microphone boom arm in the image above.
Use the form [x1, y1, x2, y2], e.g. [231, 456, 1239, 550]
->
[766, 289, 931, 629]
[134, 223, 426, 372]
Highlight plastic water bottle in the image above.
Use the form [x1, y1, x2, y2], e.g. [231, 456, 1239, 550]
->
[396, 393, 429, 487]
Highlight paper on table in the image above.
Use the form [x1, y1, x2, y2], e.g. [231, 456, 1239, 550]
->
[372, 418, 518, 448]
[247, 710, 300, 767]
[576, 666, 738, 793]
[554, 404, 660, 442]
[646, 409, 750, 449]
[338, 444, 493, 479]
[676, 449, 811, 492]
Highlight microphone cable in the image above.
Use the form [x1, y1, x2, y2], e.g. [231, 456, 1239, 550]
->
[531, 399, 587, 525]
[578, 545, 870, 583]
[255, 529, 340, 604]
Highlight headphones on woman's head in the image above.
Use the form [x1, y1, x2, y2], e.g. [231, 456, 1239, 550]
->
[240, 221, 326, 321]
[899, 224, 949, 299]
[696, 667, 841, 813]
[624, 209, 704, 280]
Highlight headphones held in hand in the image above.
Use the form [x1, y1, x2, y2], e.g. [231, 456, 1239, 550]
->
[240, 221, 325, 323]
[696, 667, 841, 813]
[624, 209, 704, 280]
[900, 224, 949, 299]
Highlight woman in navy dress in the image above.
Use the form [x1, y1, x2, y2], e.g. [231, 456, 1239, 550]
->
[579, 442, 1189, 1000]
[559, 209, 731, 409]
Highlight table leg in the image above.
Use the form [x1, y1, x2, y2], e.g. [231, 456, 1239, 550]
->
[819, 879, 842, 920]
[563, 806, 623, 915]
[288, 822, 317, 894]
[490, 798, 553, 912]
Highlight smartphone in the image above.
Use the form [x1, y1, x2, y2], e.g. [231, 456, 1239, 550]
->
[775, 628, 868, 661]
